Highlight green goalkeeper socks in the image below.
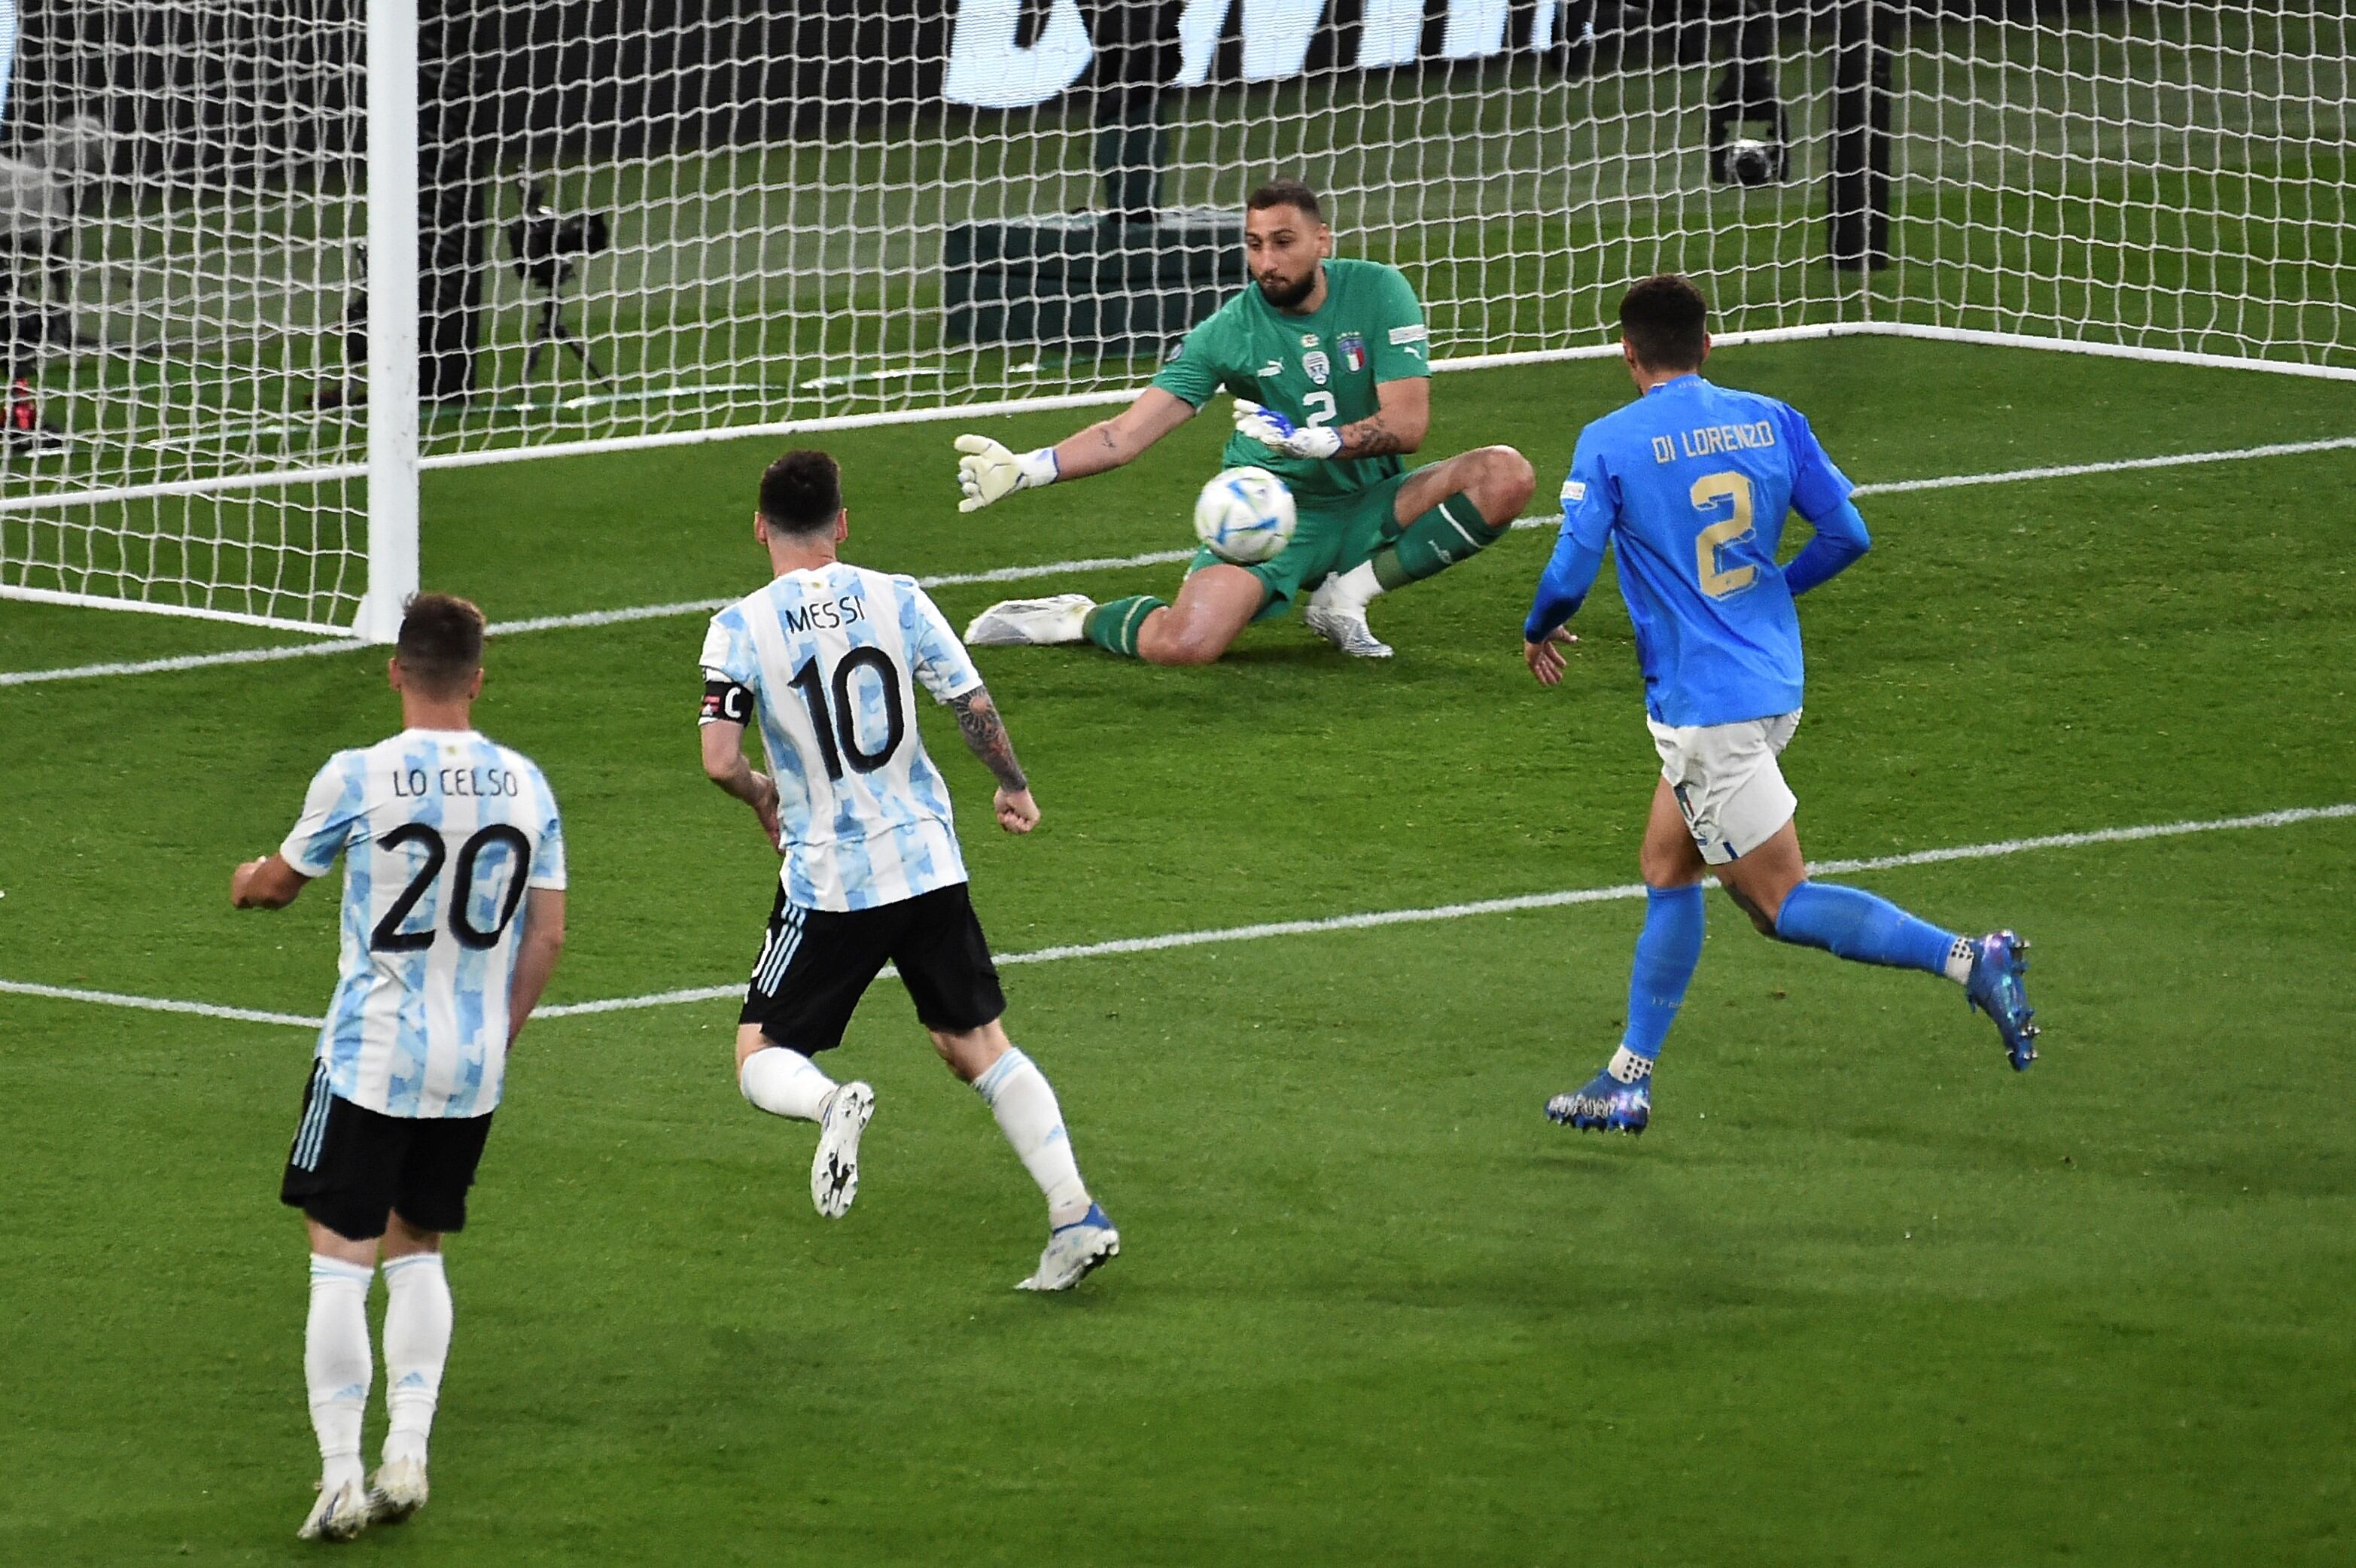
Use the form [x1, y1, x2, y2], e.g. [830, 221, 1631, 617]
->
[1370, 490, 1496, 591]
[1083, 595, 1165, 658]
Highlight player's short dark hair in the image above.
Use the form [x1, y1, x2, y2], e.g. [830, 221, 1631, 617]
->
[1619, 275, 1710, 370]
[1246, 178, 1323, 223]
[759, 448, 843, 535]
[395, 592, 486, 698]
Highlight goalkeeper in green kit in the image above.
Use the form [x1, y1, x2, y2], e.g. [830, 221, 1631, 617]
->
[956, 179, 1536, 662]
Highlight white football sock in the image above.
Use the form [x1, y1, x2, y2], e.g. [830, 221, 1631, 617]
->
[739, 1046, 837, 1122]
[972, 1046, 1091, 1227]
[1328, 560, 1383, 607]
[305, 1254, 375, 1494]
[380, 1252, 452, 1467]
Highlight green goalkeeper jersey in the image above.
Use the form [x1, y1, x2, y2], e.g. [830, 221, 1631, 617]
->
[1150, 257, 1431, 504]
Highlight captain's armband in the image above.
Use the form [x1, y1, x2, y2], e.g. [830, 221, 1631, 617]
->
[701, 677, 753, 726]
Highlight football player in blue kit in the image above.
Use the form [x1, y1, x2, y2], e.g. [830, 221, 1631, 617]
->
[1521, 276, 2040, 1134]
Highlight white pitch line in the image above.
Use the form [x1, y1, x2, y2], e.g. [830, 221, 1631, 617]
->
[1848, 433, 2356, 495]
[0, 638, 371, 687]
[0, 553, 1209, 687]
[6, 432, 2348, 690]
[8, 801, 2348, 1031]
[0, 978, 324, 1029]
[473, 549, 1201, 639]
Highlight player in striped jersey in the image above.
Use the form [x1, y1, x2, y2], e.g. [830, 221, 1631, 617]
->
[232, 594, 566, 1540]
[699, 448, 1118, 1292]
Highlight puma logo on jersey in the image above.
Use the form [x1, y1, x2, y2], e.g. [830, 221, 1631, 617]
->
[1257, 359, 1283, 377]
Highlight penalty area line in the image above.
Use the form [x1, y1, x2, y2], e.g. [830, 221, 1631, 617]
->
[6, 801, 2348, 1031]
[6, 433, 2349, 689]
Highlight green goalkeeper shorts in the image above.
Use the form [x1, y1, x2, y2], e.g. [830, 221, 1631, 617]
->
[1186, 470, 1415, 623]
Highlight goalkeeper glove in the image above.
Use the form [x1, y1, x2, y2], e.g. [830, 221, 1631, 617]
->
[1233, 397, 1344, 461]
[954, 434, 1058, 513]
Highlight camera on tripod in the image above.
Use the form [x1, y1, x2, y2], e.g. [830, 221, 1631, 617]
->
[507, 181, 610, 290]
[504, 178, 612, 383]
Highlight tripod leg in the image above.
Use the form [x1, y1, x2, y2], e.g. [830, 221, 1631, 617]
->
[552, 317, 612, 386]
[523, 291, 565, 380]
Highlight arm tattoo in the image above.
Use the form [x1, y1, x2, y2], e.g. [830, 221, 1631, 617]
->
[949, 688, 1028, 793]
[1340, 413, 1409, 458]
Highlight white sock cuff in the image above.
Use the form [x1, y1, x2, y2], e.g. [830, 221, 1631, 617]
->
[739, 1045, 836, 1119]
[1607, 1046, 1654, 1083]
[1944, 936, 1977, 985]
[382, 1252, 446, 1284]
[971, 1046, 1033, 1107]
[1338, 559, 1384, 601]
[309, 1254, 374, 1288]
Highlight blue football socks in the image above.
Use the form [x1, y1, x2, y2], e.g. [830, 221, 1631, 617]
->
[1622, 884, 1707, 1063]
[1772, 881, 1958, 975]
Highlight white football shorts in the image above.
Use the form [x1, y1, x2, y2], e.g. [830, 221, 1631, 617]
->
[1647, 711, 1802, 865]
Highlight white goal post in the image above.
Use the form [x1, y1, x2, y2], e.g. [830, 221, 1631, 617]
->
[0, 1, 2345, 640]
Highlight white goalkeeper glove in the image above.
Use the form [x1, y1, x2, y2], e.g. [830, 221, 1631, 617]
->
[954, 434, 1058, 513]
[1232, 397, 1344, 461]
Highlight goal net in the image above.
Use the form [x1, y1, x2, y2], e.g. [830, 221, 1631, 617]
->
[0, 2, 373, 635]
[2, 2, 2345, 638]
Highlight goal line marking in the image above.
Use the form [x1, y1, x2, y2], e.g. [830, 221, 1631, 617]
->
[4, 432, 2349, 690]
[5, 801, 2347, 1031]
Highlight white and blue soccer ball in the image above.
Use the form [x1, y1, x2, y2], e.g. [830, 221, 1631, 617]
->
[1192, 466, 1298, 565]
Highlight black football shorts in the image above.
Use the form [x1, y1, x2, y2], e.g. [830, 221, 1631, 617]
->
[280, 1061, 495, 1241]
[741, 881, 1006, 1052]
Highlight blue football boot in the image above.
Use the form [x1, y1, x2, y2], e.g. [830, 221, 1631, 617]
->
[1965, 930, 2040, 1070]
[1546, 1068, 1651, 1134]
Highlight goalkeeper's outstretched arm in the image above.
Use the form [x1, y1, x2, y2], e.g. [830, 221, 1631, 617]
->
[954, 388, 1195, 513]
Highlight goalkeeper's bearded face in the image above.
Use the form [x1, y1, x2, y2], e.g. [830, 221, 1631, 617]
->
[1244, 204, 1332, 310]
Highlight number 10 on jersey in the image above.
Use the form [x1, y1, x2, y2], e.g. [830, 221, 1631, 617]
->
[787, 649, 906, 781]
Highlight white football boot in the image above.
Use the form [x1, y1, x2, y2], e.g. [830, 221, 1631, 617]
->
[811, 1081, 875, 1219]
[365, 1457, 429, 1525]
[1015, 1204, 1121, 1292]
[1302, 574, 1394, 659]
[964, 594, 1094, 647]
[297, 1477, 372, 1542]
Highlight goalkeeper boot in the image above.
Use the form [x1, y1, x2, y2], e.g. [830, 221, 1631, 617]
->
[965, 594, 1094, 647]
[811, 1082, 875, 1219]
[1016, 1203, 1120, 1292]
[297, 1477, 372, 1542]
[1965, 930, 2040, 1070]
[1303, 574, 1394, 659]
[1545, 1067, 1651, 1134]
[364, 1458, 428, 1526]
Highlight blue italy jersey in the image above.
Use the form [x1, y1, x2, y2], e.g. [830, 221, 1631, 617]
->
[281, 730, 566, 1119]
[1560, 373, 1855, 727]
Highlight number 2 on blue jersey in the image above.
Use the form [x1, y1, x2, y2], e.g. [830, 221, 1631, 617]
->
[1690, 470, 1758, 599]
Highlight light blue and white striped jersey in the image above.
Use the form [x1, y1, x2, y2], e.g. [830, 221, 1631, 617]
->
[280, 729, 566, 1119]
[700, 563, 984, 912]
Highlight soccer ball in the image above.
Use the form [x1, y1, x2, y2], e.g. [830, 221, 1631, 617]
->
[1192, 466, 1298, 565]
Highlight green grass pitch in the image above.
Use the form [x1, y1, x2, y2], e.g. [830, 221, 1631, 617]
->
[2, 339, 2352, 1565]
